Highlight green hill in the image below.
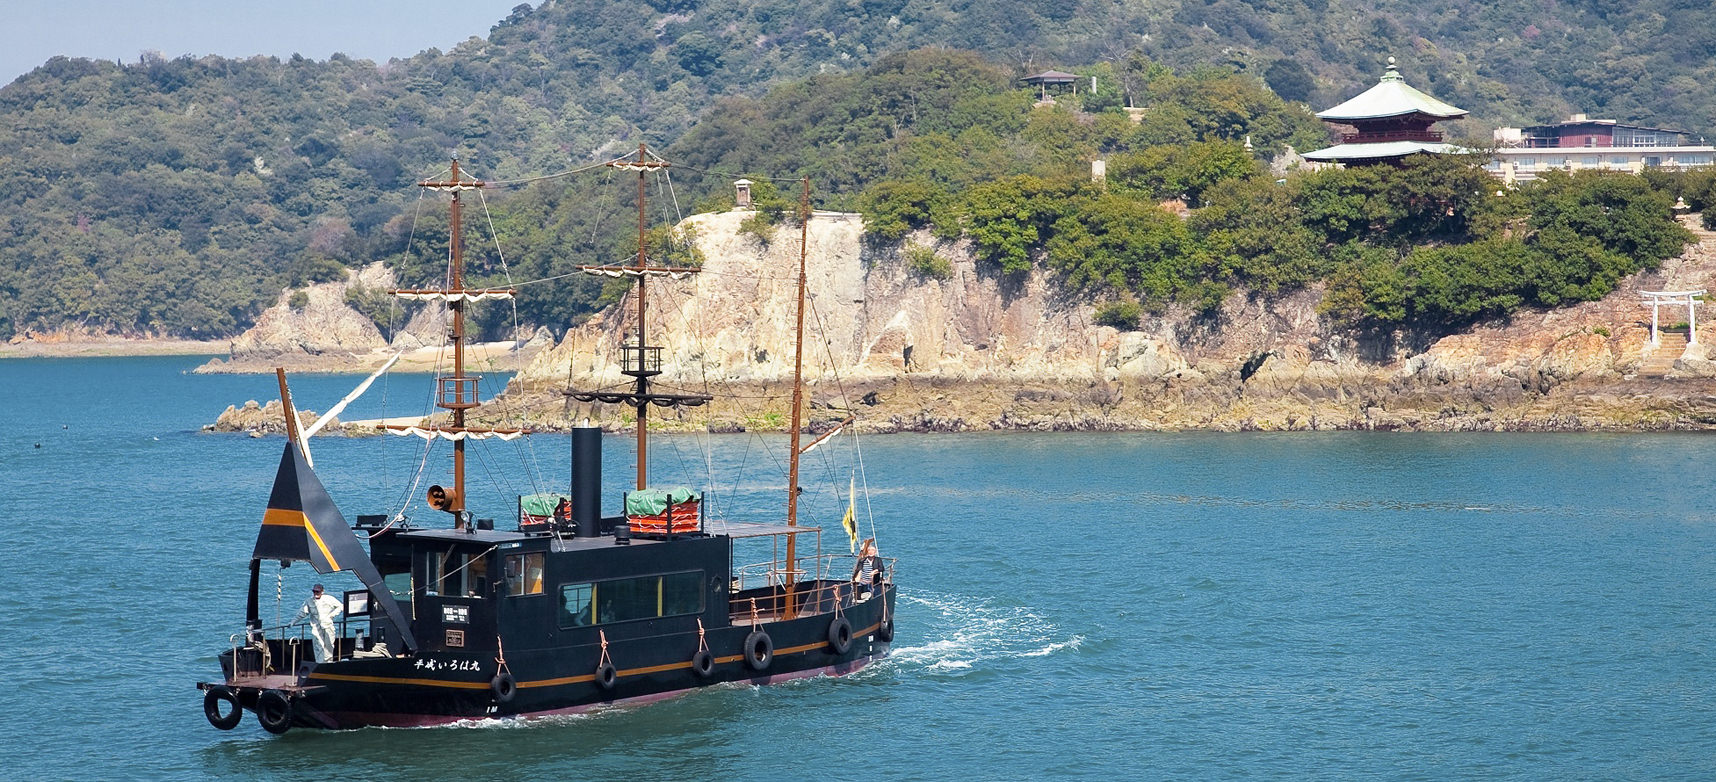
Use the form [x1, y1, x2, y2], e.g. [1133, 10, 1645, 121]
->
[1, 0, 1712, 340]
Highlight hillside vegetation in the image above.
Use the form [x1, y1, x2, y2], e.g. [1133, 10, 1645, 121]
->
[1, 0, 1713, 340]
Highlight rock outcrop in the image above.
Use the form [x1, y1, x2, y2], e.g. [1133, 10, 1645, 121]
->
[490, 211, 1716, 433]
[227, 263, 392, 360]
[205, 399, 329, 436]
[195, 262, 549, 375]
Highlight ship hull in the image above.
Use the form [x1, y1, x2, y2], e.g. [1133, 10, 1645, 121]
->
[203, 586, 894, 731]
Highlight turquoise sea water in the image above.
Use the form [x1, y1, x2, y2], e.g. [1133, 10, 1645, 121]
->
[5, 356, 1716, 779]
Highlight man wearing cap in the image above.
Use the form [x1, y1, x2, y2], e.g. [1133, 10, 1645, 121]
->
[293, 583, 344, 663]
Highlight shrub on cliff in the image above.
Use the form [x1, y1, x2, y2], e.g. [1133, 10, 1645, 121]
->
[860, 181, 957, 244]
[961, 175, 1083, 274]
[1524, 170, 1693, 266]
[1094, 299, 1144, 329]
[1045, 192, 1224, 311]
[904, 243, 954, 279]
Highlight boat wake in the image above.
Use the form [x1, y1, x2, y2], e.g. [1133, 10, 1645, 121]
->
[879, 592, 1082, 677]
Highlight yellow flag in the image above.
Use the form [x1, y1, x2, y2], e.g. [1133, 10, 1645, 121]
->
[841, 476, 858, 553]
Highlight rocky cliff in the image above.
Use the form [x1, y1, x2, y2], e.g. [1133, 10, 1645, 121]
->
[487, 210, 1716, 433]
[194, 262, 551, 374]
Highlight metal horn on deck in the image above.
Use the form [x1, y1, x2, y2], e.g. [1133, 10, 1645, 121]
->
[426, 484, 460, 512]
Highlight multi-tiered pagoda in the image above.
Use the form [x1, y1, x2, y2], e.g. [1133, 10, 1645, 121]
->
[1304, 57, 1467, 166]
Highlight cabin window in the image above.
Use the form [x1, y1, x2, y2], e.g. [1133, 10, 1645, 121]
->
[556, 571, 705, 629]
[379, 559, 413, 618]
[661, 571, 703, 617]
[505, 553, 545, 596]
[427, 550, 468, 596]
[469, 554, 490, 596]
[598, 576, 656, 624]
[559, 584, 594, 627]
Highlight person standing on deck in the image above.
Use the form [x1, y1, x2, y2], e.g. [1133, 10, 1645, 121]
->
[851, 539, 883, 599]
[294, 583, 344, 663]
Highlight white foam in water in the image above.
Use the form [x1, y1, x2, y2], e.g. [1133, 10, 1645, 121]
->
[374, 708, 604, 732]
[1020, 636, 1084, 657]
[880, 591, 1079, 676]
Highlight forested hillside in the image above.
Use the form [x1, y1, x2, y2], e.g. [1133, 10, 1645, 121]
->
[1, 0, 1713, 340]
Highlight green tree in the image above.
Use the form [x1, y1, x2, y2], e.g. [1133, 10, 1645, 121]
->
[1263, 59, 1316, 103]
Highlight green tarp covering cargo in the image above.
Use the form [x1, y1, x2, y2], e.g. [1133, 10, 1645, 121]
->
[519, 493, 569, 528]
[625, 487, 701, 535]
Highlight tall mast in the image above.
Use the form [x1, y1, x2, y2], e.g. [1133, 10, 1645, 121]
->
[784, 177, 811, 619]
[565, 143, 709, 487]
[629, 144, 659, 489]
[622, 143, 668, 490]
[384, 158, 521, 527]
[447, 158, 469, 515]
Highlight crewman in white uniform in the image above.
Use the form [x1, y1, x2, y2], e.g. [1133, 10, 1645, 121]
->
[293, 583, 344, 663]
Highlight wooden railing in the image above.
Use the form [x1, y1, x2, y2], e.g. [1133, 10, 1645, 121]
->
[1340, 129, 1444, 144]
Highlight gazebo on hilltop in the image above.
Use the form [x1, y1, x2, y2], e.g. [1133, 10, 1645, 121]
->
[1305, 57, 1467, 166]
[1021, 70, 1079, 104]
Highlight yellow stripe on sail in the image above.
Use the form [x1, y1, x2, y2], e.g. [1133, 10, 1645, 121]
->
[302, 517, 341, 570]
[262, 508, 309, 527]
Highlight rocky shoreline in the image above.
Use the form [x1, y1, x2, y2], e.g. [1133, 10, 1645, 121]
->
[1, 335, 228, 358]
[38, 210, 1716, 435]
[471, 373, 1716, 435]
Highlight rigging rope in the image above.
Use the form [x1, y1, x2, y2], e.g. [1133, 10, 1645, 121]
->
[478, 154, 632, 187]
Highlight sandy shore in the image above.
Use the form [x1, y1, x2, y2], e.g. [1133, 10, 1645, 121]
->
[193, 342, 544, 374]
[0, 336, 544, 374]
[0, 338, 229, 358]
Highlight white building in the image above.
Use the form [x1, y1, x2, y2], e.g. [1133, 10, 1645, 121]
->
[1489, 114, 1715, 183]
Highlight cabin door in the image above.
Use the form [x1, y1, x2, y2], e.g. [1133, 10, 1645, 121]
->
[422, 545, 496, 653]
[496, 550, 548, 641]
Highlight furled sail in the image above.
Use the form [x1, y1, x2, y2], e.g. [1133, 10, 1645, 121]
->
[253, 441, 418, 652]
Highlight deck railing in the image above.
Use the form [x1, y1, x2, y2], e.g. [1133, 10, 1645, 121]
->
[224, 618, 376, 679]
[728, 553, 895, 622]
[1339, 129, 1444, 144]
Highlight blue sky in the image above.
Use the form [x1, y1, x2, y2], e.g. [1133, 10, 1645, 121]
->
[5, 0, 526, 86]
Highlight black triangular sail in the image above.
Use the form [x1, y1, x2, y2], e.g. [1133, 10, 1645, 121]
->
[253, 441, 418, 653]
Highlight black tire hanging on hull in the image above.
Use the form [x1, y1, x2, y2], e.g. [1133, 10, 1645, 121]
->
[203, 688, 242, 730]
[491, 672, 517, 703]
[827, 616, 853, 654]
[744, 630, 773, 671]
[878, 613, 895, 642]
[256, 689, 293, 735]
[691, 649, 715, 677]
[595, 662, 618, 691]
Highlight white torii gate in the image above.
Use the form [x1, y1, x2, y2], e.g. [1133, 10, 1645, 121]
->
[1641, 289, 1705, 347]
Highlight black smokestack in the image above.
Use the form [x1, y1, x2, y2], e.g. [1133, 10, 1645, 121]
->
[573, 422, 601, 538]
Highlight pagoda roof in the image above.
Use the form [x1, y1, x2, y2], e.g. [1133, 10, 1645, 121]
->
[1317, 57, 1466, 122]
[1021, 70, 1078, 84]
[1302, 140, 1466, 162]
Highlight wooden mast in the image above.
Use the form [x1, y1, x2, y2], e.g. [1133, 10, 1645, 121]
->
[784, 177, 811, 619]
[564, 144, 709, 479]
[447, 158, 469, 516]
[381, 158, 525, 528]
[425, 158, 476, 523]
[634, 145, 648, 489]
[617, 144, 670, 490]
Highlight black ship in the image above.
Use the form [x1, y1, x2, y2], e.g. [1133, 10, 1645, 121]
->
[197, 151, 897, 733]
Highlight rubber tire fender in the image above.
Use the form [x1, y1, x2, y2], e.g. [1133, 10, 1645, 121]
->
[744, 630, 773, 671]
[827, 616, 853, 655]
[595, 662, 618, 691]
[204, 688, 242, 731]
[877, 613, 895, 643]
[691, 649, 715, 677]
[491, 672, 518, 703]
[256, 689, 293, 735]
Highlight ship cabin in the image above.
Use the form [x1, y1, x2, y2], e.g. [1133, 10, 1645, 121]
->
[358, 513, 738, 658]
